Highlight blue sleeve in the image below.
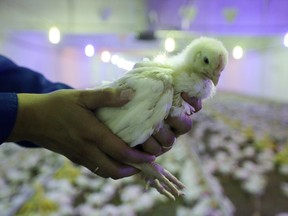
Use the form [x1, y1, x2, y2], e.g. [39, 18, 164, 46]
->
[0, 55, 72, 93]
[0, 55, 73, 147]
[0, 93, 18, 144]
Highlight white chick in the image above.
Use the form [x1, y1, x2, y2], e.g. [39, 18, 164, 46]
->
[96, 37, 228, 200]
[242, 174, 267, 195]
[280, 182, 288, 197]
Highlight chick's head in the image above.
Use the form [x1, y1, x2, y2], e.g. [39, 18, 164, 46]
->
[184, 37, 228, 85]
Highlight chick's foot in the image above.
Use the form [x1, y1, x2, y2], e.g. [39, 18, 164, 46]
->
[129, 162, 185, 200]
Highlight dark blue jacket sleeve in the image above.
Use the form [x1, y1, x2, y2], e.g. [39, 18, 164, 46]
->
[0, 93, 18, 144]
[0, 55, 73, 147]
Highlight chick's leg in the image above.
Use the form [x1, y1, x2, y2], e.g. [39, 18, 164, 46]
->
[129, 162, 185, 200]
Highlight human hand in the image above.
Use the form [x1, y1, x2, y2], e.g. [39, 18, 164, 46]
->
[7, 88, 155, 179]
[140, 92, 202, 156]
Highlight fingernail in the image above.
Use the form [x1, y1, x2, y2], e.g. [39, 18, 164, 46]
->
[186, 106, 195, 116]
[120, 88, 135, 100]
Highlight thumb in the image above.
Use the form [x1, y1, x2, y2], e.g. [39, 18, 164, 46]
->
[181, 92, 202, 113]
[80, 88, 134, 109]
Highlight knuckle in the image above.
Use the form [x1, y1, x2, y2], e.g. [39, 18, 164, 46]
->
[114, 149, 127, 161]
[163, 133, 176, 147]
[175, 116, 192, 135]
[182, 118, 193, 133]
[75, 90, 87, 103]
[100, 88, 116, 101]
[143, 141, 162, 155]
[117, 148, 137, 163]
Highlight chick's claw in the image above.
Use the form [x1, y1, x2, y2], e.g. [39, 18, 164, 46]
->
[130, 162, 185, 200]
[149, 179, 176, 200]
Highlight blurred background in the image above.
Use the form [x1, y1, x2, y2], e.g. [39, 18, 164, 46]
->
[1, 0, 288, 102]
[1, 0, 288, 215]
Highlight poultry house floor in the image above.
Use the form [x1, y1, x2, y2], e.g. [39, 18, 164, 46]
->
[1, 92, 287, 216]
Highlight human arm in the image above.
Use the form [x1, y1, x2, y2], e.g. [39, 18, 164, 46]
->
[6, 88, 155, 179]
[0, 55, 72, 147]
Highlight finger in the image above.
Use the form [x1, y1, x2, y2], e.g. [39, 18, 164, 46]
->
[79, 88, 134, 109]
[181, 92, 202, 113]
[142, 137, 162, 156]
[165, 115, 192, 136]
[161, 145, 173, 154]
[67, 144, 140, 179]
[90, 151, 140, 179]
[87, 117, 155, 164]
[153, 124, 176, 149]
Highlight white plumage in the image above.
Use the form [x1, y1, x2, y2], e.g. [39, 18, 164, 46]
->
[96, 37, 228, 199]
[97, 68, 174, 146]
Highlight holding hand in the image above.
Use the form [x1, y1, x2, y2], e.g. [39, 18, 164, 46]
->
[141, 92, 202, 156]
[7, 88, 199, 180]
[7, 88, 155, 179]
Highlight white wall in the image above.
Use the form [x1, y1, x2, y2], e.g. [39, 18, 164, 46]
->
[0, 32, 129, 89]
[218, 36, 288, 102]
[1, 33, 288, 103]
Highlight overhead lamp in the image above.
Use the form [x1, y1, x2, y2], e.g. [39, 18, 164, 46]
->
[85, 44, 95, 57]
[48, 26, 61, 44]
[283, 33, 288, 47]
[165, 37, 175, 52]
[233, 45, 243, 60]
[101, 51, 111, 63]
[111, 55, 120, 65]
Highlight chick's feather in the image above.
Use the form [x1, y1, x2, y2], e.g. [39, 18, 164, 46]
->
[96, 66, 174, 147]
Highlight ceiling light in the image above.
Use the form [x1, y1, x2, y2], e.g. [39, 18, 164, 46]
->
[101, 51, 111, 63]
[233, 46, 243, 60]
[85, 44, 94, 57]
[116, 58, 134, 71]
[48, 26, 61, 44]
[283, 33, 288, 47]
[111, 55, 120, 65]
[165, 37, 175, 52]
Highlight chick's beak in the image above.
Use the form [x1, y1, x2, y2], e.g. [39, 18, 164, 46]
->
[212, 57, 225, 85]
[212, 75, 220, 86]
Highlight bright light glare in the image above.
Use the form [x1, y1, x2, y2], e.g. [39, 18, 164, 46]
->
[117, 58, 134, 71]
[233, 46, 243, 59]
[111, 54, 134, 70]
[49, 26, 61, 44]
[165, 37, 175, 52]
[111, 55, 120, 65]
[101, 51, 111, 63]
[284, 33, 288, 47]
[142, 57, 150, 61]
[85, 44, 94, 57]
[154, 54, 166, 63]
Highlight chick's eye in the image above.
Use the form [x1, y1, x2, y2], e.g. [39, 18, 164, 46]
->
[204, 56, 209, 64]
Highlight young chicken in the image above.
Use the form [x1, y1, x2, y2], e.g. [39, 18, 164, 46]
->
[95, 37, 228, 200]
